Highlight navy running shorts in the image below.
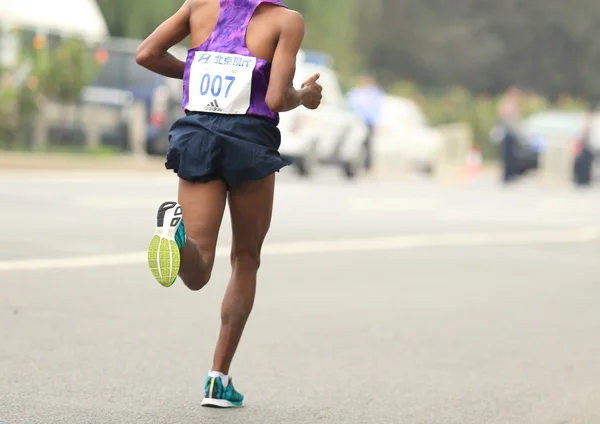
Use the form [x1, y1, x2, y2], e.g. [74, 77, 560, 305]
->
[166, 111, 291, 190]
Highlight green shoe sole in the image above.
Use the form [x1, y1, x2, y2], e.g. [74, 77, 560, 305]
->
[147, 235, 180, 287]
[148, 201, 183, 287]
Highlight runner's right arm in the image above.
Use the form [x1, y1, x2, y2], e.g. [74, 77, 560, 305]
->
[136, 1, 190, 79]
[266, 11, 321, 112]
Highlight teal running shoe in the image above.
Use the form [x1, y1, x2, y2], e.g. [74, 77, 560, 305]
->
[147, 201, 185, 287]
[201, 376, 244, 408]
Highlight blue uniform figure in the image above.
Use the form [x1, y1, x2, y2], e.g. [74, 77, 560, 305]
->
[347, 74, 384, 171]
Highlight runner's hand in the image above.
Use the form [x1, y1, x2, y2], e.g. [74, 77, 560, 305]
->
[300, 73, 322, 110]
[301, 72, 320, 88]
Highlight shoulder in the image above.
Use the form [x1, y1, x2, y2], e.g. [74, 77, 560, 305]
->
[265, 7, 304, 44]
[274, 8, 305, 32]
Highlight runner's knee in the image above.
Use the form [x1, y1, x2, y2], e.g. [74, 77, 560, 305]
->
[230, 247, 261, 273]
[187, 229, 217, 267]
[182, 233, 217, 291]
[183, 261, 213, 291]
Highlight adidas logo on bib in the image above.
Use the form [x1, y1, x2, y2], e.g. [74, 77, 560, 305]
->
[204, 99, 222, 112]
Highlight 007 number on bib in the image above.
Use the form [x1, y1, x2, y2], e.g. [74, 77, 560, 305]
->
[186, 51, 257, 115]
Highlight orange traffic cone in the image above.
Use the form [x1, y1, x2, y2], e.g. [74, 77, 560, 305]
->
[464, 146, 483, 179]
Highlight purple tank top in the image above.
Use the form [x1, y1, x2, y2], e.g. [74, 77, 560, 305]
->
[182, 0, 286, 125]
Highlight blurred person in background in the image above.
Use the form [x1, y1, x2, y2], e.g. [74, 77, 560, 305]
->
[573, 102, 596, 185]
[347, 73, 384, 171]
[497, 86, 525, 183]
[498, 86, 521, 124]
[136, 0, 322, 408]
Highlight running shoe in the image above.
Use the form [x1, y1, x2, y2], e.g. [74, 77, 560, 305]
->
[201, 376, 244, 408]
[147, 201, 185, 287]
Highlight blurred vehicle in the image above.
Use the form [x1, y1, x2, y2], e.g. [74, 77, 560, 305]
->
[79, 37, 187, 155]
[373, 95, 444, 174]
[520, 110, 599, 183]
[520, 110, 600, 153]
[278, 60, 369, 178]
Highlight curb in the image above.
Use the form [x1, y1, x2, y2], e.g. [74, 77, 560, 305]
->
[0, 152, 166, 172]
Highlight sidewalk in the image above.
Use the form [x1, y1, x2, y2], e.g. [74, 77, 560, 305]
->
[0, 152, 166, 172]
[0, 151, 501, 184]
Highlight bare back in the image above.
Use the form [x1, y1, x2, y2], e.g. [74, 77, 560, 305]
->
[188, 0, 284, 62]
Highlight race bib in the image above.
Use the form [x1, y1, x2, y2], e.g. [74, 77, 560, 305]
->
[186, 51, 257, 115]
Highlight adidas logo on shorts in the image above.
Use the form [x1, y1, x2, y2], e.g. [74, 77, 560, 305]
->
[204, 99, 222, 112]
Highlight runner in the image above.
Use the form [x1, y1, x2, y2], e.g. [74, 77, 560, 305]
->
[136, 0, 322, 408]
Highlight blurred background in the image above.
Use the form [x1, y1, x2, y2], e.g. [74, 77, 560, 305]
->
[1, 0, 599, 184]
[2, 1, 600, 423]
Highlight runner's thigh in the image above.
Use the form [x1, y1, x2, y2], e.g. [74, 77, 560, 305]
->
[178, 178, 228, 256]
[228, 174, 276, 261]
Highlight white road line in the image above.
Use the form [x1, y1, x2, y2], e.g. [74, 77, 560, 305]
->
[350, 198, 440, 212]
[76, 197, 442, 211]
[74, 197, 172, 209]
[0, 226, 598, 272]
[70, 196, 600, 213]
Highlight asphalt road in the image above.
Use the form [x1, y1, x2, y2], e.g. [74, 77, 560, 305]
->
[1, 168, 599, 424]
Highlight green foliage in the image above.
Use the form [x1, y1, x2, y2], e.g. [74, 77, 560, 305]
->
[0, 33, 100, 147]
[96, 0, 181, 39]
[36, 38, 99, 102]
[0, 68, 40, 148]
[0, 84, 20, 145]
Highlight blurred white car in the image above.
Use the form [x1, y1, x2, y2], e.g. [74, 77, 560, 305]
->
[520, 110, 600, 153]
[373, 95, 444, 173]
[278, 61, 370, 178]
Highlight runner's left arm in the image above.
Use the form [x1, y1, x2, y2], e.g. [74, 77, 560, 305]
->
[136, 1, 191, 79]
